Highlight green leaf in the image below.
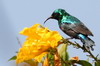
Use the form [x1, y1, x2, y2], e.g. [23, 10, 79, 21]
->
[58, 44, 70, 66]
[48, 53, 54, 66]
[95, 61, 100, 66]
[58, 44, 69, 61]
[8, 56, 17, 61]
[78, 60, 92, 66]
[71, 60, 92, 66]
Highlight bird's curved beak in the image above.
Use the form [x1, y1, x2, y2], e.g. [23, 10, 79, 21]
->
[44, 16, 53, 24]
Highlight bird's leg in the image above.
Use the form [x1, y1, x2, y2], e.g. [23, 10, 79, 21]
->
[62, 37, 73, 43]
[65, 37, 73, 40]
[62, 37, 73, 44]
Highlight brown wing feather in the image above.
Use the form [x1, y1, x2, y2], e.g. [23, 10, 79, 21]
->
[73, 23, 93, 36]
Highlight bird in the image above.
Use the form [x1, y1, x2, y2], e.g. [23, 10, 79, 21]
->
[44, 9, 95, 51]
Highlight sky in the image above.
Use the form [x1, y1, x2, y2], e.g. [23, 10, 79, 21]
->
[0, 0, 100, 66]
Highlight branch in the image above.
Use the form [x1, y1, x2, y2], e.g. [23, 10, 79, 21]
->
[60, 38, 98, 62]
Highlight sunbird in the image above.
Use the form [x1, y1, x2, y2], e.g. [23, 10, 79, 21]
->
[44, 9, 95, 51]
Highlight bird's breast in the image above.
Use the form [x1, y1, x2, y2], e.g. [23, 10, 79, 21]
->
[59, 23, 78, 38]
[60, 23, 76, 31]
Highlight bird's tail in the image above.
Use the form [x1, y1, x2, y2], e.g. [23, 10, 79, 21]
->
[78, 34, 95, 51]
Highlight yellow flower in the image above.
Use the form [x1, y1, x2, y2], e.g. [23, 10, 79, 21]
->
[16, 24, 62, 64]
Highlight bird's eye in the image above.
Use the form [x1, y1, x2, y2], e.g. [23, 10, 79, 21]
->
[54, 13, 61, 16]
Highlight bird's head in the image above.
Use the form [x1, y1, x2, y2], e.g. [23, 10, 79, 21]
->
[44, 9, 70, 24]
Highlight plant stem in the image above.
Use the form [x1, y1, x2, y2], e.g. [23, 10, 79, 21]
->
[63, 39, 98, 62]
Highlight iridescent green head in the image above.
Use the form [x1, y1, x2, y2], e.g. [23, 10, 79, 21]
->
[44, 9, 70, 24]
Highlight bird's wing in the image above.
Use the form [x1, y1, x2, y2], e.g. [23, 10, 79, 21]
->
[61, 16, 93, 36]
[67, 16, 94, 36]
[72, 23, 93, 36]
